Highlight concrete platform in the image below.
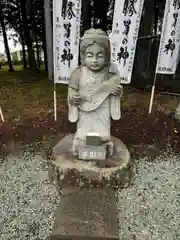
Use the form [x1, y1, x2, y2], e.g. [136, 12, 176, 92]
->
[49, 188, 118, 239]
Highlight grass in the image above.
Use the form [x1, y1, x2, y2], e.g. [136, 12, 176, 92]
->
[0, 66, 68, 122]
[0, 65, 178, 123]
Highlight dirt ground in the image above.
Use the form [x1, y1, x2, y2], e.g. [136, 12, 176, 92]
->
[1, 68, 180, 158]
[1, 87, 180, 159]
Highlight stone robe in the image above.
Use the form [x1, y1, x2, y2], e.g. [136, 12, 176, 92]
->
[68, 66, 123, 155]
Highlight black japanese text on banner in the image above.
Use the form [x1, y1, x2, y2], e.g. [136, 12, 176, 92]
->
[156, 0, 180, 74]
[111, 0, 145, 84]
[53, 0, 82, 84]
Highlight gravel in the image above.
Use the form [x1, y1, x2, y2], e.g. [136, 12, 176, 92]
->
[0, 150, 60, 240]
[117, 154, 180, 240]
[0, 149, 180, 239]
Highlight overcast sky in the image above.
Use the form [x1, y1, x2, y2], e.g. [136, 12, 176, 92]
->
[0, 36, 5, 53]
[0, 30, 22, 55]
[0, 42, 5, 53]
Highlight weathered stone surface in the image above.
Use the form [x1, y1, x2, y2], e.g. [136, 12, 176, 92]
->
[48, 134, 132, 190]
[86, 133, 102, 146]
[49, 188, 118, 239]
[48, 236, 117, 240]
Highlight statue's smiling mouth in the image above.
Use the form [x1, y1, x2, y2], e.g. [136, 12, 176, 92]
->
[91, 64, 99, 68]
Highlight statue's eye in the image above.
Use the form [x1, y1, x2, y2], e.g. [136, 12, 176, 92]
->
[97, 53, 105, 58]
[86, 53, 93, 58]
[98, 55, 104, 58]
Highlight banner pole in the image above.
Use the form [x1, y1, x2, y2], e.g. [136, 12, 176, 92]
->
[0, 106, 4, 122]
[148, 73, 157, 114]
[173, 73, 176, 80]
[54, 82, 57, 121]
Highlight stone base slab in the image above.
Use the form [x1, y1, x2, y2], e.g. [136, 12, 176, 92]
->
[48, 188, 118, 240]
[48, 236, 117, 240]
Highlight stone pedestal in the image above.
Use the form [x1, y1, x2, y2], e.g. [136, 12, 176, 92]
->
[47, 134, 132, 240]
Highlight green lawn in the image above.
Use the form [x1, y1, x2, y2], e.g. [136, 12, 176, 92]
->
[0, 66, 68, 122]
[0, 66, 178, 123]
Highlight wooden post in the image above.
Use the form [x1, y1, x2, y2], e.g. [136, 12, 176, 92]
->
[54, 83, 57, 121]
[148, 74, 157, 114]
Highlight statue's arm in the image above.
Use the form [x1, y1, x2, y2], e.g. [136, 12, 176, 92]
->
[68, 67, 81, 122]
[68, 87, 78, 105]
[108, 72, 123, 120]
[68, 67, 80, 100]
[107, 71, 123, 94]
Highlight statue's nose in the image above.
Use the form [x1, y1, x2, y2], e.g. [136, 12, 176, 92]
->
[92, 56, 98, 62]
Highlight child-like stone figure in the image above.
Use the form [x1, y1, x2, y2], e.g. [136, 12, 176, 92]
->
[68, 28, 123, 159]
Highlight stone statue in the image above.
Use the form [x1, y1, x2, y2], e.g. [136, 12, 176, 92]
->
[68, 28, 123, 160]
[48, 28, 131, 240]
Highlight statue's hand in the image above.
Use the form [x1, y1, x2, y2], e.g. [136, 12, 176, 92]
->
[111, 85, 122, 96]
[72, 93, 82, 106]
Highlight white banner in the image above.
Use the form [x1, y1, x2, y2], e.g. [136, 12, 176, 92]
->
[111, 0, 145, 84]
[156, 0, 180, 74]
[53, 0, 82, 84]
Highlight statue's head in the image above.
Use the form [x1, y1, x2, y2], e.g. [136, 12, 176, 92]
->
[80, 28, 111, 72]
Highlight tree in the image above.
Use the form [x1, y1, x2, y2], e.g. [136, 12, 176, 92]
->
[92, 0, 109, 31]
[81, 0, 92, 33]
[3, 0, 27, 68]
[133, 0, 155, 78]
[5, 0, 46, 71]
[44, 0, 53, 79]
[0, 1, 14, 71]
[24, 0, 37, 71]
[1, 0, 169, 88]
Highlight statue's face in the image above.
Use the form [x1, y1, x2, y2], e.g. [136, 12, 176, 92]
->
[84, 43, 107, 72]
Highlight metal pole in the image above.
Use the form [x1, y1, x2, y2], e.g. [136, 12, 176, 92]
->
[173, 73, 176, 80]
